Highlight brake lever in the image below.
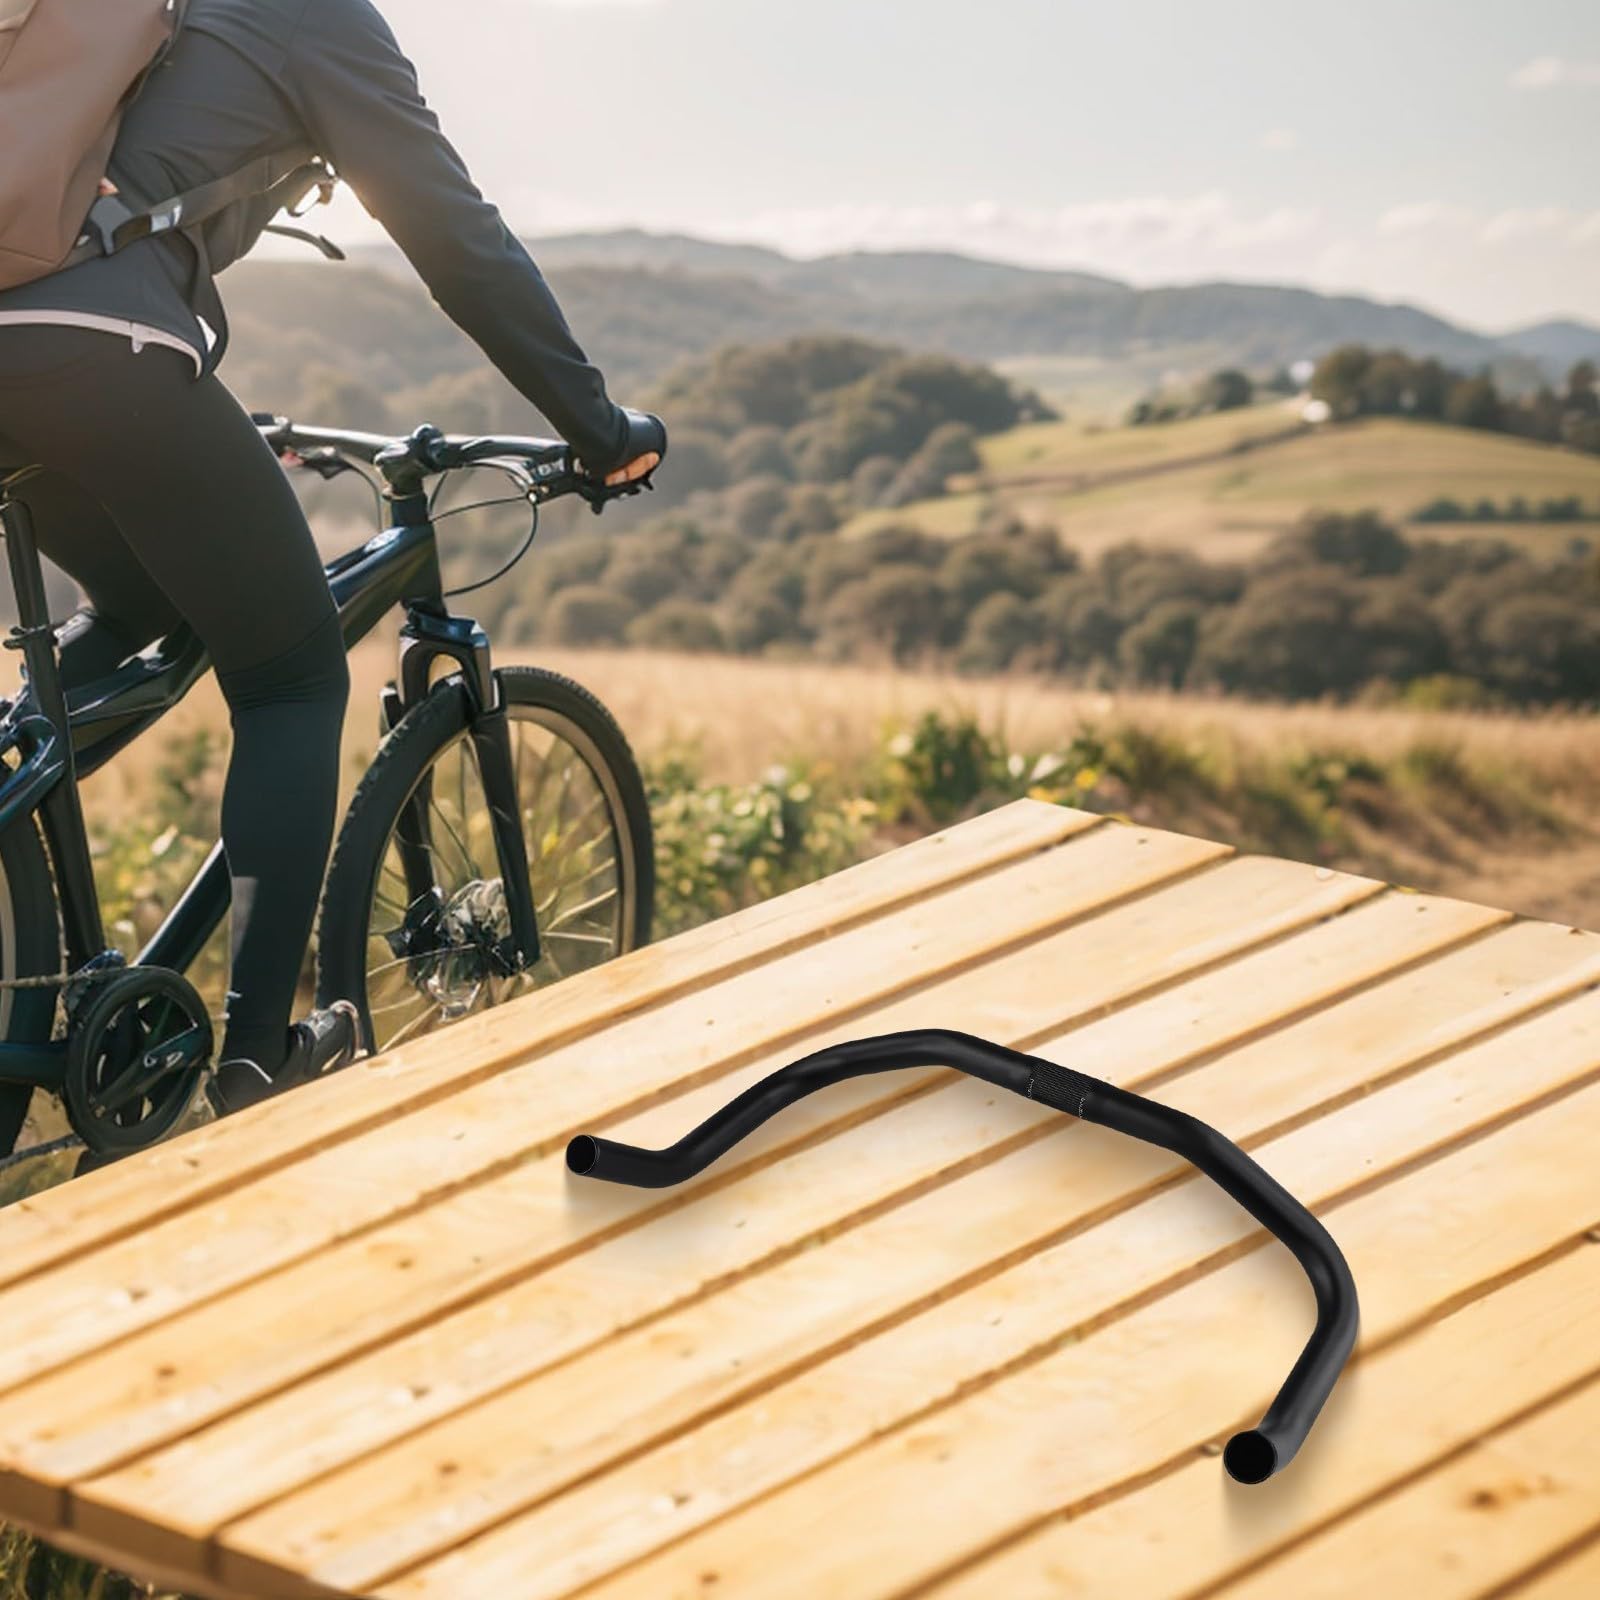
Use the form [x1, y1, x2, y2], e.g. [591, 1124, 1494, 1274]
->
[289, 446, 360, 483]
[572, 465, 659, 515]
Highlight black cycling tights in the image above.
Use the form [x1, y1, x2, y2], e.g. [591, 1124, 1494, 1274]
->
[0, 325, 350, 1076]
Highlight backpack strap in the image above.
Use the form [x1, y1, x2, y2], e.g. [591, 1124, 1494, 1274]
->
[129, 0, 194, 98]
[62, 157, 337, 270]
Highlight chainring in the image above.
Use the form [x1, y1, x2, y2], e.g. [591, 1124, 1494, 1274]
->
[64, 968, 212, 1156]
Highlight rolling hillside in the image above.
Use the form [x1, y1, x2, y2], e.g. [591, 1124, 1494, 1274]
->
[845, 406, 1600, 561]
[226, 231, 1593, 420]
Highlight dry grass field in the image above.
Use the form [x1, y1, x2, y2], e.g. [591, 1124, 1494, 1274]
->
[7, 637, 1592, 941]
[513, 647, 1599, 925]
[41, 640, 1600, 933]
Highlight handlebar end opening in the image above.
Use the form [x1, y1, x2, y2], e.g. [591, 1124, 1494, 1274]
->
[1222, 1429, 1279, 1484]
[566, 1135, 600, 1176]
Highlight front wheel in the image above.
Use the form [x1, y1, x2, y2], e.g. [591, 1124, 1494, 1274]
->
[317, 666, 655, 1055]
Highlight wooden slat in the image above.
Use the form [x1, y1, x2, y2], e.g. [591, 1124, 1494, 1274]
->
[373, 1039, 1600, 1600]
[0, 799, 1098, 1291]
[1057, 912, 1600, 1093]
[206, 921, 1598, 1599]
[1502, 1530, 1600, 1599]
[9, 855, 1385, 1547]
[1209, 1374, 1600, 1600]
[926, 1242, 1600, 1600]
[0, 820, 1227, 1403]
[78, 889, 1505, 1578]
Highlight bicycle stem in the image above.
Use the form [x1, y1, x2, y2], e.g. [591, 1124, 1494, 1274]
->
[566, 1027, 1359, 1484]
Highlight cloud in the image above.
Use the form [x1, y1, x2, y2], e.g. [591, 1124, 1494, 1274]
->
[692, 194, 1324, 272]
[1510, 56, 1600, 90]
[1378, 202, 1475, 233]
[1482, 205, 1575, 241]
[1376, 201, 1600, 248]
[1260, 128, 1299, 152]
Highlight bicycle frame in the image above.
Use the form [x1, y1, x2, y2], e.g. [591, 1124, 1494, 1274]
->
[0, 469, 538, 1089]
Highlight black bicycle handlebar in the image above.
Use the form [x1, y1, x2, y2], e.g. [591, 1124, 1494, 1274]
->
[566, 1028, 1358, 1484]
[251, 416, 652, 511]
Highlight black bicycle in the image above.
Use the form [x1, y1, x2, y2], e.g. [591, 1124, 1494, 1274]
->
[0, 420, 657, 1160]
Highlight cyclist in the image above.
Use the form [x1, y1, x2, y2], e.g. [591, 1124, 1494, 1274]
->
[0, 0, 665, 1129]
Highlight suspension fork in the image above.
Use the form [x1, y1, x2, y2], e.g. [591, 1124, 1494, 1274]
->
[386, 608, 540, 972]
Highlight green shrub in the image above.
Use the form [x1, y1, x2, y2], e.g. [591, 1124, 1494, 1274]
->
[645, 747, 877, 937]
[0, 1525, 190, 1599]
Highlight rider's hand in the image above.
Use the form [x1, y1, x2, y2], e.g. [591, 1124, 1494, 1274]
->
[582, 409, 667, 489]
[604, 451, 660, 488]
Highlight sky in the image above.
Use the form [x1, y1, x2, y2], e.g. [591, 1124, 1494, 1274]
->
[310, 0, 1600, 333]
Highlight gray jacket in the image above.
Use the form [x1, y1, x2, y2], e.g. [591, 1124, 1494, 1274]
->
[0, 0, 629, 471]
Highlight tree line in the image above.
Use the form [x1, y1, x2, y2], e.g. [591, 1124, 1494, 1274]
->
[496, 507, 1600, 708]
[280, 332, 1599, 709]
[1312, 345, 1600, 456]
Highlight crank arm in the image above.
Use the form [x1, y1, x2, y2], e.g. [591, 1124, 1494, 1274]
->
[93, 1024, 209, 1118]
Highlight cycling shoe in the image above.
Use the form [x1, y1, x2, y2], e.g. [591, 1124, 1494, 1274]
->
[206, 999, 361, 1118]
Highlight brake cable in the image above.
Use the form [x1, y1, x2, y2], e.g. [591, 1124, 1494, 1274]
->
[429, 483, 542, 600]
[568, 1027, 1359, 1484]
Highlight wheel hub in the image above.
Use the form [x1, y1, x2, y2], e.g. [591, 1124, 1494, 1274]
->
[389, 878, 515, 1014]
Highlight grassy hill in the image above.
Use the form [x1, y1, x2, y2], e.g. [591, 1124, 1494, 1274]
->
[845, 408, 1600, 561]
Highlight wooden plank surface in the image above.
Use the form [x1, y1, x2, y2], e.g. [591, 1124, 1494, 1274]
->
[84, 887, 1507, 1579]
[1213, 1373, 1600, 1600]
[363, 1020, 1600, 1600]
[0, 800, 1096, 1291]
[0, 849, 1355, 1495]
[924, 1240, 1600, 1600]
[0, 800, 1593, 1600]
[1506, 1531, 1600, 1598]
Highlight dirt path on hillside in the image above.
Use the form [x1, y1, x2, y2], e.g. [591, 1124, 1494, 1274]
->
[970, 420, 1311, 499]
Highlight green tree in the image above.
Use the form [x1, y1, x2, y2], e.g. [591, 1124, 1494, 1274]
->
[1444, 375, 1504, 431]
[297, 362, 393, 432]
[1202, 368, 1254, 411]
[1118, 599, 1203, 688]
[625, 599, 726, 653]
[603, 539, 691, 609]
[1192, 570, 1368, 698]
[725, 476, 791, 541]
[647, 428, 728, 507]
[543, 584, 637, 646]
[1034, 576, 1124, 671]
[725, 424, 793, 482]
[1567, 359, 1598, 416]
[1266, 510, 1410, 577]
[779, 484, 841, 539]
[820, 565, 947, 663]
[1478, 594, 1600, 701]
[957, 592, 1044, 673]
[1310, 345, 1373, 419]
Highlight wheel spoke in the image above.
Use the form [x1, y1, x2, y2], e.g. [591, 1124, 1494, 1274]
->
[541, 927, 616, 949]
[350, 693, 638, 1053]
[543, 888, 620, 930]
